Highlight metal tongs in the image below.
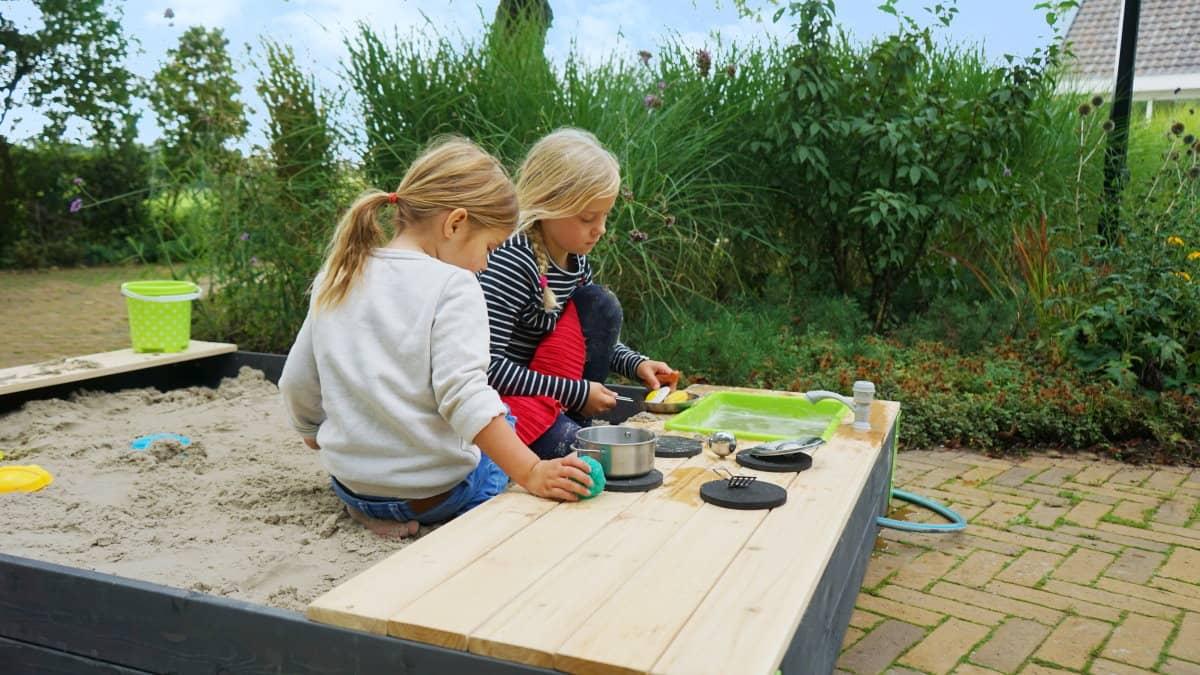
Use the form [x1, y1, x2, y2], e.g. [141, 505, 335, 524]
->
[747, 436, 825, 458]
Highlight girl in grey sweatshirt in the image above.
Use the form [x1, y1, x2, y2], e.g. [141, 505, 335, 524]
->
[280, 137, 592, 539]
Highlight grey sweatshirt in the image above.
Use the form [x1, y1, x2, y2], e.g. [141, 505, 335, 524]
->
[279, 249, 506, 499]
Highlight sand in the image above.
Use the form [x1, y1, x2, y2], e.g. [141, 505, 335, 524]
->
[0, 367, 410, 612]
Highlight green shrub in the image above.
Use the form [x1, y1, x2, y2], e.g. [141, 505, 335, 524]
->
[0, 141, 152, 267]
[763, 0, 1054, 329]
[630, 296, 1199, 463]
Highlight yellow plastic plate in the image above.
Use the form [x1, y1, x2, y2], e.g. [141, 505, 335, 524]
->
[0, 465, 54, 493]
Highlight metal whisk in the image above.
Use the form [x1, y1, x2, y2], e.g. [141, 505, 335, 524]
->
[711, 467, 757, 489]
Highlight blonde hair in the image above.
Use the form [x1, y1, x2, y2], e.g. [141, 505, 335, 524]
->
[315, 136, 517, 309]
[516, 128, 620, 309]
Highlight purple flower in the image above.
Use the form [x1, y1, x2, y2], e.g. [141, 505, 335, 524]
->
[643, 94, 662, 109]
[695, 49, 712, 78]
[1002, 166, 1012, 177]
[69, 198, 83, 213]
[629, 229, 648, 243]
[164, 8, 174, 19]
[250, 256, 259, 266]
[725, 63, 737, 78]
[72, 176, 84, 186]
[240, 231, 250, 241]
[638, 50, 652, 65]
[656, 79, 667, 91]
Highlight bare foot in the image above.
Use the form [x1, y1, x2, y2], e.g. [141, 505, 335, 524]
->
[344, 506, 420, 540]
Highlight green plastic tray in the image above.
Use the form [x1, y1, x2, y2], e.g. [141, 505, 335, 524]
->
[664, 391, 846, 442]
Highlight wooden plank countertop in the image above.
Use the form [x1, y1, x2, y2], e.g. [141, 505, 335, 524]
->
[307, 386, 900, 675]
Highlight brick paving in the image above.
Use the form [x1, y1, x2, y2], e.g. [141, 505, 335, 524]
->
[837, 450, 1200, 674]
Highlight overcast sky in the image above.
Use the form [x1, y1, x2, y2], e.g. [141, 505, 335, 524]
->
[2, 0, 1072, 147]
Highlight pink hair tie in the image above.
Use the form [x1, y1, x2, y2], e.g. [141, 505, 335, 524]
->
[538, 275, 548, 290]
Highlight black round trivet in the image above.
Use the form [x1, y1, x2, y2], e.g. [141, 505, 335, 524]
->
[699, 479, 788, 510]
[604, 469, 664, 493]
[655, 435, 702, 458]
[735, 448, 813, 473]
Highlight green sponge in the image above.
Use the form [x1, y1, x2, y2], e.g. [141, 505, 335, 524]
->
[576, 455, 606, 498]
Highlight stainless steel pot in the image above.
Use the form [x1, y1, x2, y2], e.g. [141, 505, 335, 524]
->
[572, 425, 657, 478]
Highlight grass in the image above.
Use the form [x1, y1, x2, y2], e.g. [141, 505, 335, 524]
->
[1100, 512, 1149, 529]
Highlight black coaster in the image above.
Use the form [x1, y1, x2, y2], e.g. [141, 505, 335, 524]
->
[655, 435, 702, 459]
[604, 469, 664, 493]
[735, 448, 813, 473]
[699, 479, 788, 510]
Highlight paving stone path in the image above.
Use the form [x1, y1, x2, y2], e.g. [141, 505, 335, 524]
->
[837, 450, 1200, 675]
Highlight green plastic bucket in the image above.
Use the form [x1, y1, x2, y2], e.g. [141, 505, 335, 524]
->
[120, 280, 202, 353]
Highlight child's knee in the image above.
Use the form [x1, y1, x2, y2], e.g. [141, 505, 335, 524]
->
[574, 284, 623, 330]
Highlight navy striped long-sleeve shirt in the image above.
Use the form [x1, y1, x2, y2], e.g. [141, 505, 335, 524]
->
[477, 233, 646, 410]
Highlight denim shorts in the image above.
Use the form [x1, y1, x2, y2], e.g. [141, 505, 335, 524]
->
[330, 408, 516, 526]
[332, 453, 510, 526]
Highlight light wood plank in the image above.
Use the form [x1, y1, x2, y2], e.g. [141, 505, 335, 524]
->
[0, 341, 237, 395]
[386, 457, 691, 650]
[305, 490, 555, 634]
[468, 452, 722, 668]
[652, 403, 898, 675]
[553, 459, 803, 675]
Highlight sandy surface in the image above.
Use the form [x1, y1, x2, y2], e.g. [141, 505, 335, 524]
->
[0, 367, 409, 612]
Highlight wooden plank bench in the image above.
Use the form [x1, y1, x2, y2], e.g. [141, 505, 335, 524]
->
[308, 387, 900, 675]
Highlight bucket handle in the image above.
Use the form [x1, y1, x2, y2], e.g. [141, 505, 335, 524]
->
[121, 285, 202, 303]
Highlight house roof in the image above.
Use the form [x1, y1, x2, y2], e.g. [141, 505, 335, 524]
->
[1063, 0, 1200, 98]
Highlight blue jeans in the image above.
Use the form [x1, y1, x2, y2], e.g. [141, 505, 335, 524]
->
[330, 408, 516, 525]
[331, 454, 510, 526]
[574, 284, 624, 385]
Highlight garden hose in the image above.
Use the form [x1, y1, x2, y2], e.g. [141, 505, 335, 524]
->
[877, 488, 967, 532]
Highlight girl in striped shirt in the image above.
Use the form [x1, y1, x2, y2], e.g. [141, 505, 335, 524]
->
[478, 129, 675, 459]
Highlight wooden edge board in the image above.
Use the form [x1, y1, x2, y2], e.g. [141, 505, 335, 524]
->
[0, 341, 237, 396]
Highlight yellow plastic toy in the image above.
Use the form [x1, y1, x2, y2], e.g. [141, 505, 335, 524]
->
[0, 465, 54, 493]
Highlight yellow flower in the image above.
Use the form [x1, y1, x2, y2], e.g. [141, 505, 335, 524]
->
[1175, 271, 1192, 281]
[1168, 236, 1185, 246]
[1189, 251, 1200, 261]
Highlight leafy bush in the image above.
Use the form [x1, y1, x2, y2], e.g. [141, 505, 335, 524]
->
[763, 0, 1055, 328]
[0, 141, 152, 267]
[630, 297, 1199, 463]
[185, 39, 350, 352]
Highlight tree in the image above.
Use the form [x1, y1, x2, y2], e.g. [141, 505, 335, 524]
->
[150, 26, 247, 172]
[0, 0, 140, 146]
[0, 1, 141, 267]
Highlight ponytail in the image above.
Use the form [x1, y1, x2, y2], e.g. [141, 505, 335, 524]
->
[314, 190, 391, 309]
[313, 136, 518, 310]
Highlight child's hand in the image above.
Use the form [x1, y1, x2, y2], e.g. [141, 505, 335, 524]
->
[581, 381, 618, 417]
[636, 360, 675, 389]
[525, 455, 593, 501]
[303, 437, 320, 450]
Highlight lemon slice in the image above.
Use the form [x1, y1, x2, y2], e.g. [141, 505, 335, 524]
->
[645, 387, 671, 404]
[664, 390, 690, 404]
[0, 465, 54, 493]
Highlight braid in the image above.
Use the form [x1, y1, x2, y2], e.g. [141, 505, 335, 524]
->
[526, 226, 558, 310]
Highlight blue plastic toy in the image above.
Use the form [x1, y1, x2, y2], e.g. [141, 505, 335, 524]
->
[130, 433, 192, 451]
